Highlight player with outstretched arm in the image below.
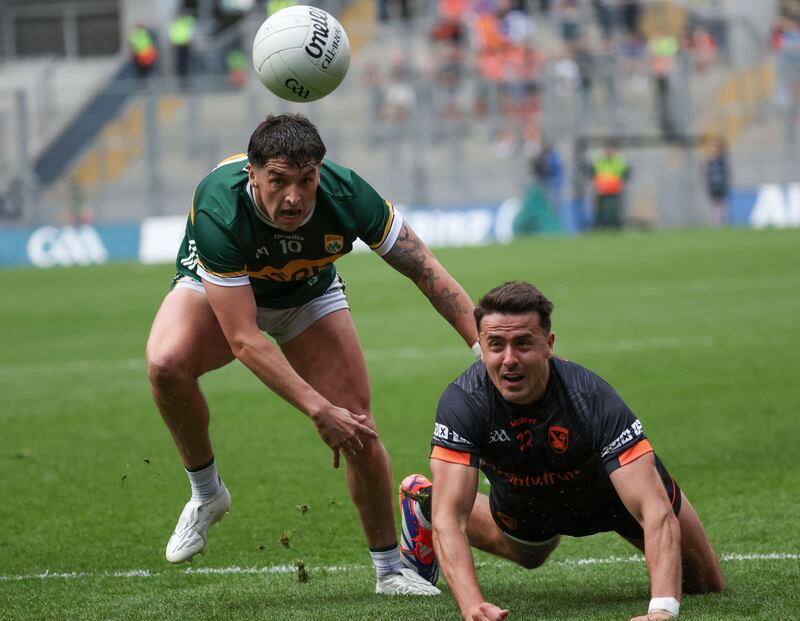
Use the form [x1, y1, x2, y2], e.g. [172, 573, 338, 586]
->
[399, 282, 723, 619]
[146, 113, 479, 595]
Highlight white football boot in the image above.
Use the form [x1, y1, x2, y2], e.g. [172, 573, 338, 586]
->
[375, 567, 441, 595]
[165, 480, 231, 563]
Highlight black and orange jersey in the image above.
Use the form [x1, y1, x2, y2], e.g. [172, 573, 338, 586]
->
[431, 357, 672, 522]
[173, 156, 402, 309]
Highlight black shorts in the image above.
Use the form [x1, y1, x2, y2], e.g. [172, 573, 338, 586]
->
[488, 460, 682, 543]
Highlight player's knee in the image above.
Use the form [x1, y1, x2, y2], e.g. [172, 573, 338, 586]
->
[684, 577, 724, 595]
[505, 539, 558, 569]
[340, 397, 372, 421]
[704, 574, 724, 594]
[345, 437, 389, 477]
[515, 554, 548, 570]
[709, 573, 725, 593]
[146, 349, 190, 387]
[340, 401, 378, 436]
[351, 434, 385, 463]
[683, 564, 724, 594]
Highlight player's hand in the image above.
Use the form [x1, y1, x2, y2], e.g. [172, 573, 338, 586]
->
[310, 404, 378, 469]
[629, 612, 674, 621]
[465, 602, 509, 621]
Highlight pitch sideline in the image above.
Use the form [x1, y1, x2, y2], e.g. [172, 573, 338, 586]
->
[1, 553, 797, 582]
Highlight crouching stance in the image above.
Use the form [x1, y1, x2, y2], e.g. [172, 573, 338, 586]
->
[146, 114, 479, 595]
[399, 282, 723, 619]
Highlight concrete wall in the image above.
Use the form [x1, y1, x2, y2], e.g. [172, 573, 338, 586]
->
[121, 0, 180, 32]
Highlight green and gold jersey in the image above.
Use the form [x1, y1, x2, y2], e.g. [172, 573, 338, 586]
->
[174, 155, 403, 308]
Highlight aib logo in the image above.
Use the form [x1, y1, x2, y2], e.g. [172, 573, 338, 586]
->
[284, 78, 310, 100]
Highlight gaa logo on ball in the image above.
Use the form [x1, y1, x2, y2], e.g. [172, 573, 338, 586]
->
[252, 5, 351, 102]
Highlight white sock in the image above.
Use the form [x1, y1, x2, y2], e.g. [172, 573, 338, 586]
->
[186, 459, 220, 502]
[370, 544, 404, 577]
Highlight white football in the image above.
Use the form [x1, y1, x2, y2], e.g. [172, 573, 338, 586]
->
[252, 5, 350, 102]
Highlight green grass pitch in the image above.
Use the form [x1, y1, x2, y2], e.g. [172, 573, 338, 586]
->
[1, 227, 798, 620]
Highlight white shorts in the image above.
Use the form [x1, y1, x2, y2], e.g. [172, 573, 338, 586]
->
[174, 275, 349, 345]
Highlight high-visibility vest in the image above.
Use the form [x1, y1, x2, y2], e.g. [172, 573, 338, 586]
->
[650, 35, 679, 58]
[226, 49, 248, 72]
[593, 154, 627, 194]
[130, 27, 157, 66]
[649, 35, 679, 75]
[169, 15, 196, 47]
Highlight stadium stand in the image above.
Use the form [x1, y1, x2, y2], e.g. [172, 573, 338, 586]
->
[0, 0, 797, 231]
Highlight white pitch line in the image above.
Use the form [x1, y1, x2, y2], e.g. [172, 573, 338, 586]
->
[1, 553, 796, 583]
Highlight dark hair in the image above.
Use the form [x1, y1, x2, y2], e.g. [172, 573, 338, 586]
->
[474, 281, 554, 334]
[247, 113, 326, 169]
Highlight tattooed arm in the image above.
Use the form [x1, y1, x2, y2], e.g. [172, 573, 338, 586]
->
[381, 222, 478, 346]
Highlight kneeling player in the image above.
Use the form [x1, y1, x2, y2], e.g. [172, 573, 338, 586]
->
[399, 282, 723, 620]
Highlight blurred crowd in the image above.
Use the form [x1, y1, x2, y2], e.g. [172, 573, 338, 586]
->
[772, 0, 800, 128]
[120, 1, 798, 234]
[365, 0, 799, 233]
[363, 0, 731, 153]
